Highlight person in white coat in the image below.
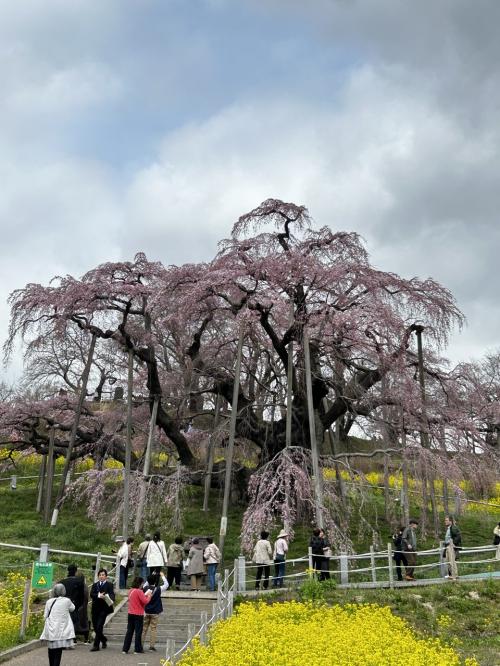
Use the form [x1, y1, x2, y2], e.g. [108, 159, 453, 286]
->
[203, 537, 221, 591]
[146, 531, 168, 575]
[40, 583, 75, 666]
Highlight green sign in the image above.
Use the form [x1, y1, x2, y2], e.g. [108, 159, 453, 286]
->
[32, 562, 54, 589]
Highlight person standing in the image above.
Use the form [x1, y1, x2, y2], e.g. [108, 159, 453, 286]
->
[443, 515, 462, 580]
[121, 577, 152, 655]
[401, 519, 418, 581]
[187, 538, 205, 590]
[319, 528, 331, 581]
[89, 568, 115, 652]
[392, 526, 408, 582]
[136, 534, 152, 580]
[253, 530, 273, 591]
[142, 572, 169, 652]
[147, 532, 168, 576]
[40, 583, 75, 666]
[204, 537, 221, 592]
[309, 528, 326, 579]
[166, 536, 185, 590]
[58, 564, 89, 643]
[493, 521, 500, 560]
[117, 537, 130, 589]
[272, 529, 289, 588]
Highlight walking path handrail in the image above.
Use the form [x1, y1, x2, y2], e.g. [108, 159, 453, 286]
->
[166, 567, 235, 664]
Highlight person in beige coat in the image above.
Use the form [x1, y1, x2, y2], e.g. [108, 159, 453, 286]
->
[186, 538, 205, 590]
[253, 530, 273, 590]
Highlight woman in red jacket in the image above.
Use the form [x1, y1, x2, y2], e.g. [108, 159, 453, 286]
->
[122, 577, 152, 654]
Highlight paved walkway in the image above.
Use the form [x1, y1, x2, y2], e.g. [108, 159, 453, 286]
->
[4, 644, 162, 666]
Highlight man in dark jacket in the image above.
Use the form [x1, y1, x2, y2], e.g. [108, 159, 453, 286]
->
[89, 568, 115, 652]
[309, 528, 327, 580]
[142, 572, 169, 652]
[58, 564, 89, 643]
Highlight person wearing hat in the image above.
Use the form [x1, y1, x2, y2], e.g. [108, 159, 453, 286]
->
[136, 534, 152, 580]
[401, 519, 419, 581]
[272, 529, 289, 588]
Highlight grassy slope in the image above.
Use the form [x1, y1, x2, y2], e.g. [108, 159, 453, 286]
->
[0, 475, 498, 663]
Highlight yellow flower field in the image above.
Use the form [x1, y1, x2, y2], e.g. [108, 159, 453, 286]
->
[176, 602, 477, 666]
[0, 573, 27, 649]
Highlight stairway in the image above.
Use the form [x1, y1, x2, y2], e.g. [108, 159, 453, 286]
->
[104, 591, 217, 653]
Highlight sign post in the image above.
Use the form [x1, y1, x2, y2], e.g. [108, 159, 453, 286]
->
[31, 562, 54, 590]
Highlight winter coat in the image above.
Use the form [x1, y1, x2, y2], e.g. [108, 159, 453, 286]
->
[146, 539, 167, 568]
[58, 575, 89, 634]
[253, 539, 273, 565]
[273, 537, 288, 559]
[204, 543, 221, 564]
[401, 526, 417, 552]
[167, 543, 184, 567]
[118, 542, 129, 567]
[136, 539, 151, 560]
[40, 597, 75, 642]
[187, 545, 205, 576]
[310, 535, 327, 556]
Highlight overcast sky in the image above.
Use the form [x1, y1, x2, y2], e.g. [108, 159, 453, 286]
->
[1, 0, 499, 380]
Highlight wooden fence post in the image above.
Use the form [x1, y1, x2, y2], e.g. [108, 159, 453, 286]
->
[19, 578, 31, 639]
[165, 638, 175, 663]
[308, 546, 313, 571]
[387, 543, 394, 588]
[339, 551, 348, 585]
[200, 611, 208, 644]
[370, 545, 377, 583]
[94, 553, 101, 582]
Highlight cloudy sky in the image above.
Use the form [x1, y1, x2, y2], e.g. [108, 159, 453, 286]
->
[1, 0, 499, 379]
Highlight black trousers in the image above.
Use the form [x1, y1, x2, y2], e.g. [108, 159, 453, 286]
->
[91, 608, 108, 647]
[255, 565, 270, 589]
[48, 648, 62, 666]
[122, 614, 144, 654]
[166, 566, 182, 588]
[394, 553, 408, 581]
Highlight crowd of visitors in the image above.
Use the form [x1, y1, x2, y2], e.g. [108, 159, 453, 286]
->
[38, 519, 498, 663]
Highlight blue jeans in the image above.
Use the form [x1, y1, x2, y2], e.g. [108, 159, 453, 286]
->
[119, 565, 128, 589]
[137, 558, 148, 581]
[273, 559, 285, 587]
[207, 563, 218, 591]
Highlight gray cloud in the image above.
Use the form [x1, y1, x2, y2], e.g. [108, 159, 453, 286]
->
[1, 0, 499, 382]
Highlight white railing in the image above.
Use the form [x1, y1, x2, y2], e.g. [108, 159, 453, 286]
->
[239, 543, 500, 589]
[164, 566, 235, 664]
[0, 541, 117, 582]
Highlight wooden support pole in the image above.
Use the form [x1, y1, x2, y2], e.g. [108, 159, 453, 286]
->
[44, 429, 55, 525]
[51, 333, 97, 526]
[123, 349, 134, 539]
[303, 329, 324, 528]
[36, 454, 47, 513]
[134, 395, 160, 534]
[203, 394, 221, 512]
[219, 326, 244, 560]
